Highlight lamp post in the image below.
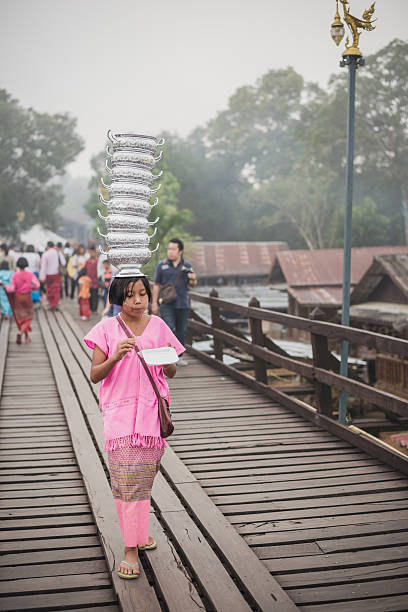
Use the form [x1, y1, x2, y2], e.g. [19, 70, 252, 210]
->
[331, 0, 376, 425]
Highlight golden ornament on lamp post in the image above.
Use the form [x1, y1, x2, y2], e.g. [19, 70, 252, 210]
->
[330, 0, 376, 425]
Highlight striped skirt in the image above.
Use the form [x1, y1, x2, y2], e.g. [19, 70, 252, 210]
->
[108, 445, 164, 547]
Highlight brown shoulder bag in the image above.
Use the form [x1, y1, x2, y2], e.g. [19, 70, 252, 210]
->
[159, 263, 183, 304]
[117, 315, 174, 438]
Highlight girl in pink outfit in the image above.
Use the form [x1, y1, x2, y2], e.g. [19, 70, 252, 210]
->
[84, 275, 184, 579]
[1, 257, 40, 344]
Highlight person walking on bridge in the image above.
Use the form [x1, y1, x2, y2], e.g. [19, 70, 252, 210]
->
[39, 241, 65, 311]
[84, 275, 184, 579]
[1, 257, 40, 344]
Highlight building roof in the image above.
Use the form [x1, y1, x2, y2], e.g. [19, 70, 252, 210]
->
[186, 241, 288, 279]
[350, 253, 408, 305]
[288, 286, 343, 308]
[349, 302, 408, 331]
[270, 246, 408, 307]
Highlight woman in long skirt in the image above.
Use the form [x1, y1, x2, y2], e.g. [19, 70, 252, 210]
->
[84, 275, 184, 579]
[1, 257, 40, 343]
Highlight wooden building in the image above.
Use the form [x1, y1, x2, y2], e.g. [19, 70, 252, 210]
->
[349, 253, 408, 338]
[269, 246, 408, 321]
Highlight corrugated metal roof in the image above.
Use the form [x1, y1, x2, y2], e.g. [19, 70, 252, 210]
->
[274, 246, 408, 288]
[186, 241, 288, 278]
[288, 286, 343, 307]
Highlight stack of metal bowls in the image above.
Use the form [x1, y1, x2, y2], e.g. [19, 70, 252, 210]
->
[98, 130, 165, 277]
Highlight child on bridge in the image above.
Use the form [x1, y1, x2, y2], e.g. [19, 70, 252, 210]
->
[84, 275, 184, 579]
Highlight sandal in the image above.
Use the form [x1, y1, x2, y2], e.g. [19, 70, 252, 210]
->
[138, 539, 157, 551]
[117, 560, 140, 579]
[16, 333, 22, 345]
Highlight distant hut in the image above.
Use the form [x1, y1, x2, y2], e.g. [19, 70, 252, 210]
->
[349, 254, 408, 339]
[269, 246, 408, 323]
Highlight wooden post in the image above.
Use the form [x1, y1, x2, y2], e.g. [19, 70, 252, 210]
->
[248, 297, 267, 384]
[185, 308, 193, 346]
[310, 307, 333, 417]
[210, 289, 223, 361]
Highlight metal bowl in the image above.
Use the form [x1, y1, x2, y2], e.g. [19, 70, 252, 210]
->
[103, 180, 161, 199]
[105, 163, 163, 185]
[101, 230, 152, 248]
[107, 130, 165, 153]
[99, 195, 158, 217]
[99, 244, 159, 268]
[98, 211, 159, 232]
[105, 148, 163, 169]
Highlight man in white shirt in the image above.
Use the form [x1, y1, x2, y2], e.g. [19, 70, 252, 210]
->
[39, 241, 65, 310]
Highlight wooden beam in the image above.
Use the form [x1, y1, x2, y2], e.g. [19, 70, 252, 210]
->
[0, 318, 10, 397]
[189, 292, 408, 358]
[38, 310, 161, 612]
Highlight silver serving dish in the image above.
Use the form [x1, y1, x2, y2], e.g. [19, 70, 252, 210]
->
[102, 179, 161, 199]
[99, 195, 158, 216]
[98, 228, 157, 247]
[106, 148, 163, 169]
[98, 211, 159, 232]
[105, 162, 163, 185]
[107, 130, 165, 153]
[99, 244, 159, 269]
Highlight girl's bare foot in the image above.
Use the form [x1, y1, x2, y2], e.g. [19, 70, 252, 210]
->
[117, 547, 139, 576]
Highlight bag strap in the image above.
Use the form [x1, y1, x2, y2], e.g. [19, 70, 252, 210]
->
[116, 314, 162, 404]
[173, 263, 183, 287]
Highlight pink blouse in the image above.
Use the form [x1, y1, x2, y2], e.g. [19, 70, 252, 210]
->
[7, 270, 40, 295]
[84, 315, 184, 451]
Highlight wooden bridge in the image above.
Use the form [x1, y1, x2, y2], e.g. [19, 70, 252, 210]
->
[1, 292, 408, 611]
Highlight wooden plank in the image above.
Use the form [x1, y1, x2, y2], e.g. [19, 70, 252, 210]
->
[38, 310, 161, 612]
[265, 544, 408, 572]
[245, 518, 408, 553]
[1, 524, 97, 540]
[289, 577, 408, 605]
[0, 546, 104, 567]
[0, 589, 118, 611]
[0, 559, 108, 580]
[161, 448, 298, 611]
[0, 572, 111, 595]
[0, 318, 10, 395]
[242, 511, 408, 538]
[300, 594, 408, 611]
[186, 346, 408, 476]
[204, 471, 403, 495]
[277, 561, 408, 587]
[233, 500, 408, 527]
[144, 513, 204, 612]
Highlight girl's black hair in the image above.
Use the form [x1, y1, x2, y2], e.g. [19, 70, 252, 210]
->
[16, 257, 28, 270]
[0, 261, 9, 270]
[109, 276, 151, 306]
[77, 267, 87, 278]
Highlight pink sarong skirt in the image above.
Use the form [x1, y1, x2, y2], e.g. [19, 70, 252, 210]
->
[108, 445, 164, 547]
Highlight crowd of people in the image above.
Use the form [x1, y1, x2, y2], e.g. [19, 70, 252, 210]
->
[0, 240, 115, 343]
[0, 237, 197, 356]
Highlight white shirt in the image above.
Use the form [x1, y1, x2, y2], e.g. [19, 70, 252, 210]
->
[24, 252, 41, 274]
[40, 248, 66, 281]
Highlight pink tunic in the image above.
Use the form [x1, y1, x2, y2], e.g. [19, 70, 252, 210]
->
[84, 315, 184, 451]
[7, 270, 40, 295]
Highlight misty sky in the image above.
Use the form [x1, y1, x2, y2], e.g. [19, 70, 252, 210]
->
[2, 0, 406, 177]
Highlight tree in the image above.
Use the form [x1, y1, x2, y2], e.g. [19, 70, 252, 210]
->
[0, 89, 84, 237]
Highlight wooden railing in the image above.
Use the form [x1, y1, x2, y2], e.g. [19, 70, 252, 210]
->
[187, 290, 408, 421]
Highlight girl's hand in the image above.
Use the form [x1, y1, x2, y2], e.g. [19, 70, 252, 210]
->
[113, 338, 136, 362]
